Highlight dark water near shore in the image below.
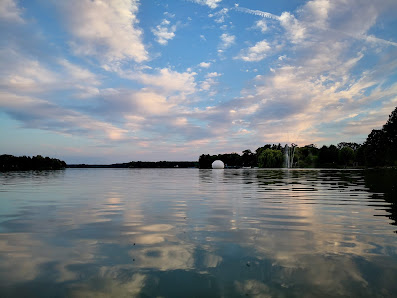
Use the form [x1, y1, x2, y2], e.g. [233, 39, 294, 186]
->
[0, 168, 396, 297]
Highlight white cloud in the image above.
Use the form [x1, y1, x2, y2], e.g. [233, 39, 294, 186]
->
[255, 19, 267, 33]
[0, 48, 101, 97]
[0, 92, 128, 140]
[152, 19, 177, 45]
[129, 68, 197, 95]
[303, 0, 331, 28]
[200, 72, 222, 92]
[206, 72, 221, 78]
[278, 0, 397, 48]
[235, 54, 395, 145]
[218, 0, 397, 146]
[219, 33, 235, 49]
[0, 59, 58, 93]
[164, 11, 175, 18]
[192, 0, 222, 9]
[200, 80, 212, 91]
[234, 6, 280, 21]
[236, 40, 271, 62]
[209, 8, 229, 23]
[0, 0, 23, 23]
[58, 59, 101, 98]
[2, 0, 397, 159]
[364, 34, 397, 47]
[279, 12, 306, 44]
[54, 0, 148, 66]
[0, 49, 58, 93]
[199, 62, 211, 68]
[131, 90, 172, 115]
[58, 59, 100, 86]
[173, 117, 188, 126]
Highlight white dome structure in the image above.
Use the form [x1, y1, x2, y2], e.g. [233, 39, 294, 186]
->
[212, 160, 225, 169]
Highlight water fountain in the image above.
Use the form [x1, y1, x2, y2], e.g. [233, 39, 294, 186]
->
[284, 143, 297, 168]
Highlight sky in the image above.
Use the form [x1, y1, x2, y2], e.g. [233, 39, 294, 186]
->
[1, 0, 397, 164]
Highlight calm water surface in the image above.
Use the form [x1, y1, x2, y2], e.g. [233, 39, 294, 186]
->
[0, 168, 396, 297]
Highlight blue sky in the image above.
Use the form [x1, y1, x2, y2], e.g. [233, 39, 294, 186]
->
[1, 0, 397, 163]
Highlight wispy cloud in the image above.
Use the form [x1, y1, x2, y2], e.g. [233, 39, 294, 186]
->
[152, 19, 177, 45]
[0, 0, 24, 23]
[209, 8, 229, 23]
[0, 48, 100, 97]
[279, 12, 306, 44]
[125, 68, 197, 96]
[226, 0, 397, 145]
[236, 40, 271, 62]
[200, 72, 222, 93]
[190, 0, 222, 9]
[0, 92, 128, 141]
[255, 19, 268, 33]
[236, 1, 397, 48]
[234, 6, 280, 21]
[218, 33, 235, 51]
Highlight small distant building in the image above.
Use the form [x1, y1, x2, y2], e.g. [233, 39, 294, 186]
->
[212, 160, 224, 169]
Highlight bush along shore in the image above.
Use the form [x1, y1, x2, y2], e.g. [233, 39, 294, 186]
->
[199, 106, 397, 169]
[0, 154, 66, 171]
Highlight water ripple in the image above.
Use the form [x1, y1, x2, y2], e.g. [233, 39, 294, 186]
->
[0, 168, 396, 297]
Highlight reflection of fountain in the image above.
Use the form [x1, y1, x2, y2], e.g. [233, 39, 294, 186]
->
[284, 143, 297, 168]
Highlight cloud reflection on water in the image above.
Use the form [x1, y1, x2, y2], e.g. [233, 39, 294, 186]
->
[0, 169, 396, 297]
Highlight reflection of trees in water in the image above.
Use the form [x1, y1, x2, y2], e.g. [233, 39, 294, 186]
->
[364, 169, 397, 228]
[1, 169, 397, 297]
[255, 168, 397, 229]
[1, 168, 66, 182]
[200, 169, 396, 228]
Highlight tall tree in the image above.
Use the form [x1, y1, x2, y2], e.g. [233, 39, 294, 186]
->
[363, 106, 397, 166]
[258, 149, 283, 168]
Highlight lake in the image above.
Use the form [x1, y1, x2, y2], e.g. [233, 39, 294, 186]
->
[0, 168, 396, 297]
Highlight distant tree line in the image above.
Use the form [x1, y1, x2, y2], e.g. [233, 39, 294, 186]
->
[0, 154, 66, 171]
[68, 161, 198, 168]
[199, 106, 397, 169]
[127, 161, 198, 168]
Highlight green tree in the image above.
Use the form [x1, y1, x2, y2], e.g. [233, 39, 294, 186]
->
[362, 106, 397, 166]
[382, 106, 397, 165]
[319, 145, 332, 166]
[242, 149, 255, 167]
[337, 142, 361, 151]
[363, 129, 387, 166]
[295, 144, 319, 168]
[0, 154, 66, 171]
[258, 149, 283, 168]
[218, 153, 242, 167]
[339, 147, 354, 167]
[199, 154, 216, 169]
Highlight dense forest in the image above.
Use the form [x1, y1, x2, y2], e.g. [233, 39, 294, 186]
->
[0, 155, 66, 171]
[199, 106, 397, 169]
